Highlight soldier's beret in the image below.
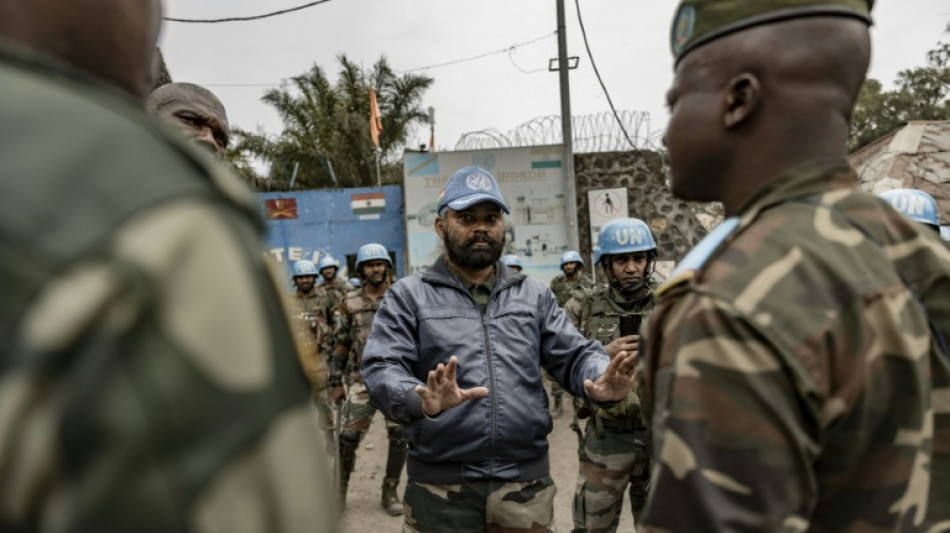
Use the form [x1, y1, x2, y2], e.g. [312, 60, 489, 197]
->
[671, 0, 874, 64]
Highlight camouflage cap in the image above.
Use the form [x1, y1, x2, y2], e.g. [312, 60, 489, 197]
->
[671, 0, 873, 64]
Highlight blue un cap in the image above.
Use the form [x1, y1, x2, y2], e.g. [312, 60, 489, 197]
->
[437, 166, 510, 216]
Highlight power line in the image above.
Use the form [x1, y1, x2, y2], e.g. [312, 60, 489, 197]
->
[163, 0, 334, 23]
[574, 0, 637, 149]
[399, 31, 556, 73]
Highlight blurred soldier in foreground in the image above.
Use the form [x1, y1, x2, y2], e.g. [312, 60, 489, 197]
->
[501, 253, 524, 272]
[148, 82, 230, 158]
[565, 218, 657, 532]
[0, 1, 334, 531]
[639, 1, 950, 531]
[361, 166, 638, 532]
[332, 244, 406, 515]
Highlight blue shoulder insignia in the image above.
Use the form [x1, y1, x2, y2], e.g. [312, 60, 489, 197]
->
[657, 217, 740, 296]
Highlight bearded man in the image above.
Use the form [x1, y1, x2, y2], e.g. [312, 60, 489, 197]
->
[360, 165, 639, 532]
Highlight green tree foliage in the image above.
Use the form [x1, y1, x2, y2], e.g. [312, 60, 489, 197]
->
[850, 42, 950, 152]
[230, 55, 433, 190]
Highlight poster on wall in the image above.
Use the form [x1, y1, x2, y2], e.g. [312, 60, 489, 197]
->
[403, 145, 568, 284]
[587, 187, 629, 267]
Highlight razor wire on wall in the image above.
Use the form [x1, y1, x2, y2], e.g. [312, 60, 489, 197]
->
[454, 110, 664, 153]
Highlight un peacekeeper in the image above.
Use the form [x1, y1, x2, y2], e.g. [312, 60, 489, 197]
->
[0, 1, 335, 531]
[148, 82, 230, 158]
[315, 255, 354, 355]
[551, 250, 595, 307]
[638, 1, 950, 531]
[879, 188, 942, 234]
[361, 166, 639, 532]
[290, 260, 334, 447]
[331, 244, 406, 515]
[501, 253, 524, 272]
[564, 218, 657, 533]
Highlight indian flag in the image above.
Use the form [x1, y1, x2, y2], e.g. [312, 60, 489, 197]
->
[351, 192, 386, 215]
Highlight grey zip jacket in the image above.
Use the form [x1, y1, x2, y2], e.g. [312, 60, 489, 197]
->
[361, 256, 610, 484]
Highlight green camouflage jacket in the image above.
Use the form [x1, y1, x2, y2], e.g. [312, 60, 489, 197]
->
[0, 43, 335, 532]
[550, 273, 595, 307]
[565, 284, 653, 424]
[333, 286, 385, 380]
[639, 159, 950, 532]
[314, 277, 352, 354]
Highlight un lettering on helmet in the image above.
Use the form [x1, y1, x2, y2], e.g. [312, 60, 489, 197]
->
[614, 228, 646, 246]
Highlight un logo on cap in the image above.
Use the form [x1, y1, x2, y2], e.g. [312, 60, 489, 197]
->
[466, 172, 493, 191]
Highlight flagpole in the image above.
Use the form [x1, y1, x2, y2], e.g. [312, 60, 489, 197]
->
[375, 147, 382, 189]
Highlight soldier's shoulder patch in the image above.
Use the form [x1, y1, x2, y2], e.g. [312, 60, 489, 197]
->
[658, 217, 740, 297]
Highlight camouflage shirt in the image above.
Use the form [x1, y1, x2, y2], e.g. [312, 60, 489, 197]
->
[291, 291, 329, 394]
[565, 284, 653, 424]
[639, 159, 950, 532]
[333, 286, 386, 381]
[550, 273, 595, 307]
[313, 277, 352, 354]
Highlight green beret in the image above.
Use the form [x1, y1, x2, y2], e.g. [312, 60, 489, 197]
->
[671, 0, 873, 63]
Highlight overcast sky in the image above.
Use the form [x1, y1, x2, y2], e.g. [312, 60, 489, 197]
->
[159, 0, 949, 154]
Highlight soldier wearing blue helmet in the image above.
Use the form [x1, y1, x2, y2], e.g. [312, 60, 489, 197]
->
[564, 217, 657, 531]
[331, 243, 406, 515]
[501, 254, 524, 272]
[879, 188, 941, 232]
[551, 250, 595, 307]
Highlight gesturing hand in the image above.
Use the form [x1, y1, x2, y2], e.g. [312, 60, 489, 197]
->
[415, 356, 489, 417]
[583, 350, 638, 402]
[605, 335, 639, 359]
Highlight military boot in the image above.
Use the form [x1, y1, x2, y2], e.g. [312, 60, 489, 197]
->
[380, 477, 404, 516]
[551, 392, 564, 418]
[338, 430, 359, 509]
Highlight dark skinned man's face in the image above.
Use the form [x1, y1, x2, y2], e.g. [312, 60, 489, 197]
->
[157, 93, 230, 157]
[294, 275, 315, 294]
[320, 266, 337, 281]
[360, 260, 389, 287]
[437, 203, 506, 271]
[664, 54, 730, 203]
[561, 262, 580, 277]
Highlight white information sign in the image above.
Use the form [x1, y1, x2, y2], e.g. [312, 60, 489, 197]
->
[587, 187, 629, 267]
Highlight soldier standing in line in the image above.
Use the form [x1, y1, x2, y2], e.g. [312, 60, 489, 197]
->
[331, 244, 406, 516]
[314, 255, 354, 354]
[0, 0, 335, 530]
[290, 260, 334, 446]
[548, 251, 595, 417]
[565, 218, 656, 533]
[639, 0, 950, 530]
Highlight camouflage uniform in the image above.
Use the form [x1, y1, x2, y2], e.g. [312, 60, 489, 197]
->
[333, 286, 407, 511]
[0, 42, 335, 532]
[292, 290, 334, 449]
[550, 273, 596, 307]
[314, 277, 353, 355]
[403, 476, 557, 533]
[639, 160, 950, 531]
[565, 285, 652, 532]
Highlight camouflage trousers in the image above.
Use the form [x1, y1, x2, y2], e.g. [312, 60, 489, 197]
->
[572, 419, 650, 533]
[311, 385, 336, 453]
[342, 378, 400, 436]
[403, 475, 558, 533]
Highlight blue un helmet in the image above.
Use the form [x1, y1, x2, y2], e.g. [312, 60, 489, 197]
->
[317, 255, 340, 271]
[291, 259, 319, 278]
[941, 226, 950, 243]
[349, 277, 362, 288]
[559, 250, 584, 268]
[501, 254, 523, 271]
[356, 243, 392, 270]
[594, 218, 657, 264]
[879, 189, 940, 229]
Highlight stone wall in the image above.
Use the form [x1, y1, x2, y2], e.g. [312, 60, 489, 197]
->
[573, 150, 710, 270]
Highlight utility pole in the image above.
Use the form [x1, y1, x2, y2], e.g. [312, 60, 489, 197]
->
[556, 0, 580, 251]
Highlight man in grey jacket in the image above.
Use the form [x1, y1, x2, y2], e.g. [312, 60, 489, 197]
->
[361, 166, 637, 532]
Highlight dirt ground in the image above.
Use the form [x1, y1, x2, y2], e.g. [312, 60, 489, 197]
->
[337, 400, 637, 533]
